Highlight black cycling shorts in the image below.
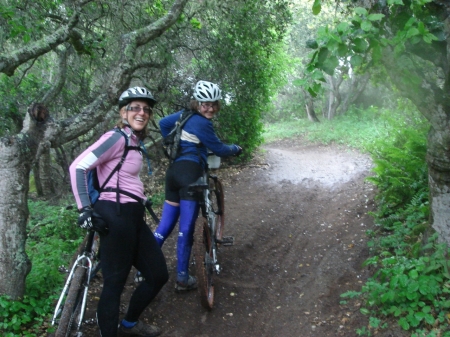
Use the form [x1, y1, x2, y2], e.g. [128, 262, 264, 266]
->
[165, 160, 203, 202]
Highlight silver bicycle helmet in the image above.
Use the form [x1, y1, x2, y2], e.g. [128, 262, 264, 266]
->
[193, 81, 222, 102]
[119, 86, 157, 108]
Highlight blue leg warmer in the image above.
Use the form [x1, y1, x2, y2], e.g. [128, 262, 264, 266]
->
[153, 202, 180, 247]
[176, 200, 199, 284]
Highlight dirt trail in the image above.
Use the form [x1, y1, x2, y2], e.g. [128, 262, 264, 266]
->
[80, 139, 408, 337]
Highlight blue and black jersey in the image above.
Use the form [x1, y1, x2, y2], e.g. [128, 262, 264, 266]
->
[159, 110, 240, 165]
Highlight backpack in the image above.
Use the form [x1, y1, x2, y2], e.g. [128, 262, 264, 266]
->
[162, 110, 195, 162]
[86, 128, 159, 222]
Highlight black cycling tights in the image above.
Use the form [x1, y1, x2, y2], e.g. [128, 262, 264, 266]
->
[94, 200, 169, 337]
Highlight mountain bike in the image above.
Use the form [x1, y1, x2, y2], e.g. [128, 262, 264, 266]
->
[190, 154, 234, 310]
[51, 230, 101, 337]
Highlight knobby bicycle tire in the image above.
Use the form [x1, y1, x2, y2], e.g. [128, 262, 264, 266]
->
[210, 178, 225, 241]
[55, 265, 86, 337]
[194, 217, 214, 310]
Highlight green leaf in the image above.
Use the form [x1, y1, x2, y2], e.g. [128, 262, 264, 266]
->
[404, 17, 417, 29]
[306, 39, 319, 49]
[360, 307, 370, 315]
[406, 27, 420, 39]
[423, 33, 438, 44]
[398, 317, 410, 330]
[312, 0, 321, 15]
[311, 70, 325, 82]
[414, 311, 425, 321]
[321, 55, 339, 75]
[367, 14, 385, 21]
[350, 54, 363, 67]
[352, 38, 369, 53]
[329, 32, 342, 44]
[361, 21, 373, 32]
[318, 47, 329, 64]
[406, 290, 419, 300]
[422, 306, 431, 313]
[336, 22, 350, 34]
[424, 313, 435, 325]
[417, 21, 426, 34]
[337, 44, 348, 57]
[409, 269, 419, 279]
[354, 7, 368, 16]
[292, 79, 307, 86]
[327, 39, 340, 51]
[307, 86, 318, 98]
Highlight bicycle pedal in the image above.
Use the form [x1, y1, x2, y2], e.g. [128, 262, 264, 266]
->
[219, 236, 234, 246]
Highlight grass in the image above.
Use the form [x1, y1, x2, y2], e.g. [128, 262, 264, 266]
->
[262, 106, 407, 151]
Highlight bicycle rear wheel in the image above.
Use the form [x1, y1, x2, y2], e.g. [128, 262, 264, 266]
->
[194, 217, 214, 310]
[55, 266, 86, 337]
[210, 178, 225, 241]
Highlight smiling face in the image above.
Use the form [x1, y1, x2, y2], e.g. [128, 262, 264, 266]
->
[120, 99, 152, 131]
[198, 101, 219, 119]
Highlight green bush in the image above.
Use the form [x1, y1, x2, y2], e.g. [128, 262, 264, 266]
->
[0, 200, 83, 336]
[339, 104, 450, 335]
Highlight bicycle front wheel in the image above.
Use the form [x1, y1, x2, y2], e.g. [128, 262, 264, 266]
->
[55, 265, 86, 337]
[210, 178, 225, 241]
[194, 217, 214, 310]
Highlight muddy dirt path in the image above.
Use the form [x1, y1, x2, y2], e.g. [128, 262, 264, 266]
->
[80, 139, 407, 337]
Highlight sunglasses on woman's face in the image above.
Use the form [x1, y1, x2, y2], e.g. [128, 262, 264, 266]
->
[201, 103, 218, 110]
[127, 105, 152, 114]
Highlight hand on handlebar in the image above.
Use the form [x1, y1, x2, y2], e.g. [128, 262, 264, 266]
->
[78, 206, 109, 235]
[235, 145, 243, 157]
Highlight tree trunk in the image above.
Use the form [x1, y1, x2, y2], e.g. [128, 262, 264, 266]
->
[32, 151, 56, 197]
[339, 73, 371, 114]
[39, 150, 56, 196]
[0, 107, 48, 299]
[324, 73, 344, 120]
[427, 124, 450, 244]
[32, 163, 43, 196]
[302, 89, 320, 122]
[383, 46, 450, 245]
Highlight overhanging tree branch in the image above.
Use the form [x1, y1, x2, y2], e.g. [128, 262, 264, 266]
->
[42, 47, 68, 104]
[0, 5, 84, 76]
[48, 0, 190, 146]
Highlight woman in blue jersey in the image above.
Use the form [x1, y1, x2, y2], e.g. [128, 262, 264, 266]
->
[69, 87, 168, 337]
[153, 80, 242, 291]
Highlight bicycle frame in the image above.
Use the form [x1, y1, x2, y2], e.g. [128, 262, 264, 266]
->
[52, 230, 100, 333]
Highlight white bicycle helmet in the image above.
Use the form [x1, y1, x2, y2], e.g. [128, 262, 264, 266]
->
[193, 80, 222, 102]
[119, 86, 157, 108]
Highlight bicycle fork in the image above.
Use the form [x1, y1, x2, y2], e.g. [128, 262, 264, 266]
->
[52, 254, 94, 329]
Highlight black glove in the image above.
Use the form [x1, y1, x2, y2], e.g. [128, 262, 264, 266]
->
[78, 206, 109, 235]
[235, 146, 243, 157]
[78, 206, 94, 230]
